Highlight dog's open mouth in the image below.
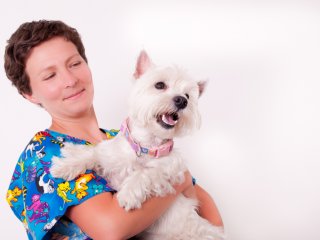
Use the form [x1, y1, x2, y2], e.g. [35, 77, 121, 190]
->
[157, 112, 179, 129]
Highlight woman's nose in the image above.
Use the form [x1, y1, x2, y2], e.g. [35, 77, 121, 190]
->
[62, 70, 78, 87]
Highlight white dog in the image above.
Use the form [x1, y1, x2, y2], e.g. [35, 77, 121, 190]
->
[51, 51, 225, 240]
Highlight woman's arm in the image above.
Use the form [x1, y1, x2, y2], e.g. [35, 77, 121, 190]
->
[66, 171, 193, 240]
[194, 184, 224, 226]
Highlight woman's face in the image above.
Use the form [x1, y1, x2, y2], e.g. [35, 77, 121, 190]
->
[24, 36, 94, 119]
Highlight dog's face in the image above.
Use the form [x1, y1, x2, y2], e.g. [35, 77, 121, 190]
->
[128, 51, 206, 140]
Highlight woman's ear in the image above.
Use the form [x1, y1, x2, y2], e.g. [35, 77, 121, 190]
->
[22, 93, 41, 105]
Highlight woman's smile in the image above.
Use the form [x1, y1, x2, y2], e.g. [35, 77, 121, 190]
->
[63, 88, 86, 101]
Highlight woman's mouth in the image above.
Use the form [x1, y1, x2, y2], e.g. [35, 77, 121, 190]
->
[63, 89, 85, 101]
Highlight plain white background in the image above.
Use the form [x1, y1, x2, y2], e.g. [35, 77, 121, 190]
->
[1, 1, 320, 239]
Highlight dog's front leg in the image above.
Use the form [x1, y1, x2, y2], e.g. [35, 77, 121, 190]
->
[50, 143, 96, 181]
[117, 168, 175, 211]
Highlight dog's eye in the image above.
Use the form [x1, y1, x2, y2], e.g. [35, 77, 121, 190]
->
[155, 82, 166, 90]
[185, 93, 189, 99]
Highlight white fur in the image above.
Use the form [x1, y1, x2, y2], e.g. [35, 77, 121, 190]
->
[50, 51, 225, 240]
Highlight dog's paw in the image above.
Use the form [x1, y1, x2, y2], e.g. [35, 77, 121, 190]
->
[50, 156, 84, 181]
[50, 157, 64, 178]
[151, 178, 176, 197]
[117, 188, 145, 211]
[50, 143, 96, 181]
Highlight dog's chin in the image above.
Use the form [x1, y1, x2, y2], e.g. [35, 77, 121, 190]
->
[156, 112, 179, 130]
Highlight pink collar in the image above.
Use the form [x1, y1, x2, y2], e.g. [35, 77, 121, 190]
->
[120, 118, 174, 158]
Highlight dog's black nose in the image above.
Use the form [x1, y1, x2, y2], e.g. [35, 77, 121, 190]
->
[173, 96, 188, 110]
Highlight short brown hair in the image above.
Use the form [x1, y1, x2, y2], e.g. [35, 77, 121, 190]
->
[4, 20, 88, 95]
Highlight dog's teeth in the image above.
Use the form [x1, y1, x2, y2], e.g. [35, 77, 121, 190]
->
[162, 114, 178, 126]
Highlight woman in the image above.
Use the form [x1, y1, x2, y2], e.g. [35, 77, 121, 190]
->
[5, 20, 223, 239]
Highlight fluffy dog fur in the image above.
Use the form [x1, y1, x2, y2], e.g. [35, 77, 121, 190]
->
[50, 51, 225, 240]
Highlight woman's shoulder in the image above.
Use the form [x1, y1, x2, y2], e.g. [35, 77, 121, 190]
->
[7, 129, 115, 239]
[20, 129, 83, 164]
[20, 128, 118, 162]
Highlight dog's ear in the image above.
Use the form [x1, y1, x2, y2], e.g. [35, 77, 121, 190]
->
[197, 80, 207, 97]
[134, 50, 154, 79]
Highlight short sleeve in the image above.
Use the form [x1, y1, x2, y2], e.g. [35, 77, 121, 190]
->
[6, 131, 115, 240]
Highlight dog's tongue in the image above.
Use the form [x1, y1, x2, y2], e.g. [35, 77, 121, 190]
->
[162, 113, 178, 126]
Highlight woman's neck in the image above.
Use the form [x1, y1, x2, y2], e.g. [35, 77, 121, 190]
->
[49, 109, 106, 144]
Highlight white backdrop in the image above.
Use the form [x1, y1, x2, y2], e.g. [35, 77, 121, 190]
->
[1, 1, 320, 239]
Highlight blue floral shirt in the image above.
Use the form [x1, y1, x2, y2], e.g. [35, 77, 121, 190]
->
[6, 128, 119, 239]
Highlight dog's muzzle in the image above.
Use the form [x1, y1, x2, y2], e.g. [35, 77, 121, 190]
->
[156, 96, 188, 129]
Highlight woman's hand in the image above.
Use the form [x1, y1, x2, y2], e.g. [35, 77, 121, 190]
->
[182, 184, 197, 199]
[181, 177, 223, 227]
[194, 184, 224, 226]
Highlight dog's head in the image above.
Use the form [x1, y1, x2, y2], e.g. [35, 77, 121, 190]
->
[128, 51, 206, 140]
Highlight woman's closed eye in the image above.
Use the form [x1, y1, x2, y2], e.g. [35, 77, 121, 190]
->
[70, 61, 82, 68]
[43, 73, 56, 81]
